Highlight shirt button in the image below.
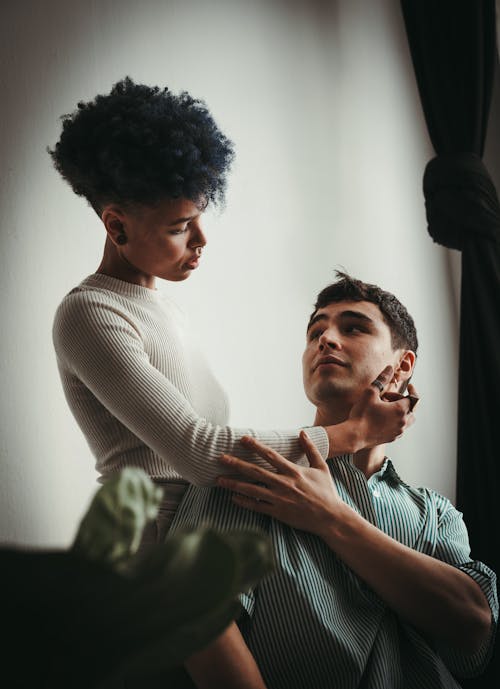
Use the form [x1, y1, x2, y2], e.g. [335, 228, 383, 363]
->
[372, 489, 381, 498]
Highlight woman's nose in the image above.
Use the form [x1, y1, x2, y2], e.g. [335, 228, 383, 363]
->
[190, 221, 207, 248]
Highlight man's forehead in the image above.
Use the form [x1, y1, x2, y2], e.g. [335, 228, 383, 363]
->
[310, 300, 385, 325]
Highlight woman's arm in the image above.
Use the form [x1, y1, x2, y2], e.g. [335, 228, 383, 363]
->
[53, 295, 412, 486]
[185, 622, 267, 689]
[53, 294, 325, 484]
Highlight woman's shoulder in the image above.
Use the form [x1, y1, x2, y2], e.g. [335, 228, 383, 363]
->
[62, 277, 120, 302]
[53, 275, 140, 352]
[52, 274, 185, 353]
[55, 273, 164, 318]
[54, 276, 124, 323]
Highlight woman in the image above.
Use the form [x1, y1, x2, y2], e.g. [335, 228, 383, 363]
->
[50, 77, 414, 688]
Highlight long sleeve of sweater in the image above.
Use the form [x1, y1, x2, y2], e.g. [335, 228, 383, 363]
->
[53, 275, 328, 486]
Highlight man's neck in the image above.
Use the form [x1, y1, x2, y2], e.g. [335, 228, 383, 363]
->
[314, 405, 386, 479]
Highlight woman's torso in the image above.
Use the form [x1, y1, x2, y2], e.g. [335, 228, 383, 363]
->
[53, 273, 230, 496]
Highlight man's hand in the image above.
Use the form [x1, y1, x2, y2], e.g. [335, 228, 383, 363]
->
[331, 366, 419, 454]
[217, 430, 492, 656]
[217, 431, 341, 536]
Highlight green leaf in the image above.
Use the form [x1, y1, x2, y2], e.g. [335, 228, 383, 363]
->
[103, 527, 274, 681]
[2, 527, 274, 689]
[5, 467, 275, 688]
[72, 468, 163, 569]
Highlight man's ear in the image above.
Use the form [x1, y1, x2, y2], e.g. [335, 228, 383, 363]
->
[394, 350, 416, 392]
[101, 206, 128, 246]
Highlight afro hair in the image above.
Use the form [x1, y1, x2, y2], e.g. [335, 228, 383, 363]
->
[48, 77, 234, 213]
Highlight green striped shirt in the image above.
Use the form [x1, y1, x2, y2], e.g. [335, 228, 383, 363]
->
[171, 456, 498, 688]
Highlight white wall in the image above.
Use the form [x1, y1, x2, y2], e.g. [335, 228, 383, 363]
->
[0, 0, 462, 548]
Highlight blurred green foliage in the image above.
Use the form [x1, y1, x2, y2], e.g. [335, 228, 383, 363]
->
[2, 469, 273, 688]
[72, 468, 164, 571]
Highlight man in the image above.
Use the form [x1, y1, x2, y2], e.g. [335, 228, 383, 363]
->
[173, 273, 498, 689]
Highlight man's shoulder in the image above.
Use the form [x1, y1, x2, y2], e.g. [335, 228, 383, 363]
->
[386, 462, 459, 518]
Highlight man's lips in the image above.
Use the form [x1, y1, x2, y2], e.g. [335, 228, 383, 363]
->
[314, 355, 348, 371]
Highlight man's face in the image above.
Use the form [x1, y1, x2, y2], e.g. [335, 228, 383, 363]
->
[302, 300, 403, 408]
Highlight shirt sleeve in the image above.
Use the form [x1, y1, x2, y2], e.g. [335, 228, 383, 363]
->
[53, 294, 329, 487]
[432, 494, 498, 678]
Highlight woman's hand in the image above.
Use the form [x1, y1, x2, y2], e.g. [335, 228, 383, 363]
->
[217, 431, 341, 536]
[326, 366, 419, 455]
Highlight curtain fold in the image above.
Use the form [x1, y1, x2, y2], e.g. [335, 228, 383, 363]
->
[401, 0, 495, 156]
[401, 2, 499, 686]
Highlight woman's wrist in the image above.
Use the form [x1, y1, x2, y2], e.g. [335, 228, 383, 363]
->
[325, 419, 362, 456]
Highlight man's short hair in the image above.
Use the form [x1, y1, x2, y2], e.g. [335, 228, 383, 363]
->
[309, 271, 418, 354]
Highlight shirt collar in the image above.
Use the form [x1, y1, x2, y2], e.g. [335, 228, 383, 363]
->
[332, 455, 403, 486]
[81, 273, 161, 303]
[378, 458, 405, 486]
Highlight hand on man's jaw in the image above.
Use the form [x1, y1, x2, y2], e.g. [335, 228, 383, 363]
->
[304, 330, 417, 477]
[311, 362, 417, 477]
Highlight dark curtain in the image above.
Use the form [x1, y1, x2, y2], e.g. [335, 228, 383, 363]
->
[400, 1, 500, 687]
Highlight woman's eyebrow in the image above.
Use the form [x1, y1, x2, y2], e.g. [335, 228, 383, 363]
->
[168, 214, 198, 225]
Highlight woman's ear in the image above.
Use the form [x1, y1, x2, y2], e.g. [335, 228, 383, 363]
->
[101, 206, 128, 246]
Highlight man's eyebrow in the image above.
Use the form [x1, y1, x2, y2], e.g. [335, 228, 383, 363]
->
[307, 309, 375, 333]
[307, 313, 328, 332]
[339, 310, 375, 324]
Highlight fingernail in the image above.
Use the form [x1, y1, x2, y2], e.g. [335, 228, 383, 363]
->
[240, 436, 252, 444]
[408, 395, 419, 411]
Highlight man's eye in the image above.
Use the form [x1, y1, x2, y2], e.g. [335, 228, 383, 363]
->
[309, 329, 322, 340]
[169, 227, 188, 235]
[345, 325, 363, 334]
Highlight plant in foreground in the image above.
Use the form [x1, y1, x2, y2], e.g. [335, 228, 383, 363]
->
[2, 469, 273, 688]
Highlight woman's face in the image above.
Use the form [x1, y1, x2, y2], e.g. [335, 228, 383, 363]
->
[102, 197, 207, 284]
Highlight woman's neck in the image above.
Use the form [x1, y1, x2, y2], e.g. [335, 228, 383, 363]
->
[97, 237, 156, 289]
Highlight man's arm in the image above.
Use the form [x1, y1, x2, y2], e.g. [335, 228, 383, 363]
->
[216, 432, 493, 655]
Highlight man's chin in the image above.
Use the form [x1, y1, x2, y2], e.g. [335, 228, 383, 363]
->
[311, 381, 356, 405]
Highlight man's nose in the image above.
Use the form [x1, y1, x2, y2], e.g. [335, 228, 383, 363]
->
[319, 329, 341, 351]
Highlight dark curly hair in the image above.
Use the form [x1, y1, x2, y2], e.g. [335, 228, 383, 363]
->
[48, 77, 235, 213]
[309, 271, 418, 354]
